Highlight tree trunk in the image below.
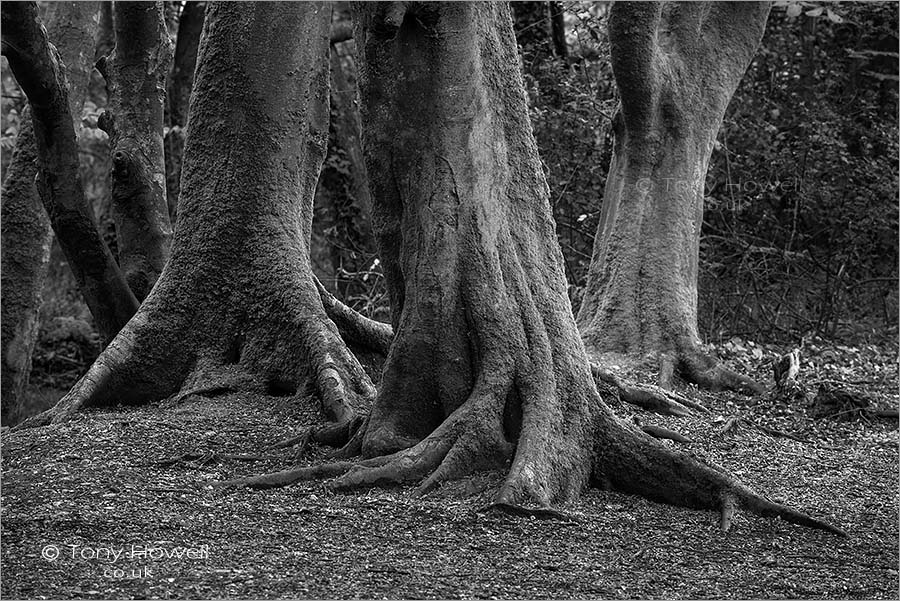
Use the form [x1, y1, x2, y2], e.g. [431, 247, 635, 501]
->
[95, 2, 115, 62]
[1, 1, 100, 425]
[20, 1, 374, 432]
[98, 1, 173, 300]
[0, 115, 49, 425]
[549, 2, 568, 59]
[1, 1, 139, 346]
[165, 0, 205, 222]
[576, 2, 770, 393]
[222, 2, 840, 537]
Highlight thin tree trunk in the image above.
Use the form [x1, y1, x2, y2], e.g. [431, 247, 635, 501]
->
[549, 2, 568, 59]
[1, 1, 138, 346]
[330, 45, 373, 243]
[21, 1, 374, 433]
[168, 1, 203, 129]
[0, 115, 49, 425]
[576, 2, 770, 393]
[95, 1, 115, 62]
[165, 0, 204, 222]
[2, 1, 101, 425]
[313, 36, 375, 295]
[98, 1, 173, 300]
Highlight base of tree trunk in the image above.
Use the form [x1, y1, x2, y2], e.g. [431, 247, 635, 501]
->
[584, 345, 765, 397]
[15, 270, 375, 432]
[219, 381, 846, 537]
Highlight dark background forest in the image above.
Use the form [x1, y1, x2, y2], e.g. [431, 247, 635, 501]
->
[1, 1, 896, 423]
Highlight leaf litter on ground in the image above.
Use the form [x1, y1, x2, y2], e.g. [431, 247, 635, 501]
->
[1, 340, 897, 599]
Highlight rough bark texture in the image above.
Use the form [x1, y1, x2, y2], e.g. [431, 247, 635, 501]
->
[0, 115, 48, 426]
[222, 2, 841, 537]
[98, 1, 174, 300]
[1, 1, 139, 346]
[165, 0, 205, 222]
[576, 2, 771, 393]
[20, 1, 374, 435]
[1, 1, 100, 424]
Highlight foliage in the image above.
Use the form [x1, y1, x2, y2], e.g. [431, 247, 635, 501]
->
[517, 1, 898, 345]
[701, 1, 899, 344]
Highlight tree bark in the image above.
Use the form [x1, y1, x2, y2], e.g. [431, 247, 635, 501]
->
[1, 1, 100, 425]
[0, 115, 49, 426]
[21, 1, 374, 433]
[98, 1, 174, 300]
[1, 1, 139, 346]
[222, 1, 841, 537]
[576, 2, 771, 393]
[94, 2, 115, 62]
[165, 0, 204, 222]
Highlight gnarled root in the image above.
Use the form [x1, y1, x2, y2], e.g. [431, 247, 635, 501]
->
[16, 309, 186, 429]
[594, 414, 847, 536]
[219, 382, 513, 493]
[15, 276, 376, 431]
[674, 348, 764, 395]
[590, 363, 708, 416]
[315, 276, 393, 356]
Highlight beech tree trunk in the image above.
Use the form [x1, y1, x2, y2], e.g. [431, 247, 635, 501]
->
[1, 2, 99, 424]
[165, 0, 205, 222]
[98, 1, 174, 300]
[576, 2, 770, 393]
[20, 1, 374, 431]
[222, 2, 841, 537]
[1, 2, 139, 345]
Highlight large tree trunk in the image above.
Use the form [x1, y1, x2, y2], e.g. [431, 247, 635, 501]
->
[20, 1, 374, 432]
[227, 2, 841, 537]
[98, 1, 174, 300]
[1, 1, 100, 425]
[576, 2, 770, 393]
[1, 2, 139, 346]
[165, 0, 205, 222]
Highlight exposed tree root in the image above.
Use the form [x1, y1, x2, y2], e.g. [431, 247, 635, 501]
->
[585, 342, 765, 398]
[15, 274, 376, 433]
[315, 276, 393, 356]
[594, 414, 847, 536]
[222, 382, 844, 537]
[480, 502, 576, 522]
[638, 423, 692, 444]
[718, 415, 806, 443]
[675, 348, 765, 395]
[267, 415, 366, 458]
[590, 363, 708, 416]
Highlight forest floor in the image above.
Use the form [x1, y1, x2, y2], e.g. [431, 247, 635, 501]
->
[1, 340, 897, 599]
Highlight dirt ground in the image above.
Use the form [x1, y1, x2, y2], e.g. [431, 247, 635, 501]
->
[2, 344, 897, 599]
